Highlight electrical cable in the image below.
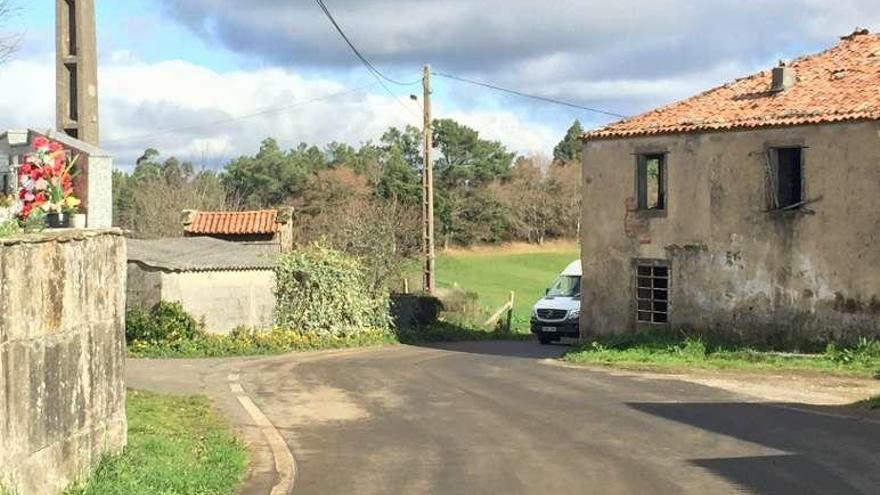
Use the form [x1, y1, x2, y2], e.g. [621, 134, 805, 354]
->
[432, 71, 627, 119]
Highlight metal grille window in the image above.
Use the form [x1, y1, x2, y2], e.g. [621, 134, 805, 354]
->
[635, 260, 669, 324]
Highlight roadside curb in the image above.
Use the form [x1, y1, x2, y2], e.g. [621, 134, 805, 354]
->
[228, 372, 297, 495]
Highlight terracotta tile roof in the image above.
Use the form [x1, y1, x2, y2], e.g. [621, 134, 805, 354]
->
[185, 210, 281, 235]
[584, 30, 880, 140]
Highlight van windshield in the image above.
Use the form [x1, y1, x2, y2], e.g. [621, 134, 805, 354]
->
[547, 275, 581, 298]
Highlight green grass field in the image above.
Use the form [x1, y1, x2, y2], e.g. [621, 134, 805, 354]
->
[429, 242, 580, 322]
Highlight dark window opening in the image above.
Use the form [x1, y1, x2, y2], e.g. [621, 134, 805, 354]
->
[635, 260, 669, 324]
[636, 154, 666, 211]
[66, 0, 77, 56]
[66, 63, 78, 121]
[767, 147, 804, 209]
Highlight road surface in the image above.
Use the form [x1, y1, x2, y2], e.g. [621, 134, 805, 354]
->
[129, 341, 880, 494]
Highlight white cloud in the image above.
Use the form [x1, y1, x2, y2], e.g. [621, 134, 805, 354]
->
[0, 54, 561, 169]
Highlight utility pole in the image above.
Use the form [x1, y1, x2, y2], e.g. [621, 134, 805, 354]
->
[422, 65, 436, 294]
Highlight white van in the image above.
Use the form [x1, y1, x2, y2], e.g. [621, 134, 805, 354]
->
[530, 260, 581, 345]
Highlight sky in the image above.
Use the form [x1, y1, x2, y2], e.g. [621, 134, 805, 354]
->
[0, 0, 878, 170]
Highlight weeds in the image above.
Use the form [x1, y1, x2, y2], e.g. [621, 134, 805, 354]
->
[565, 330, 880, 377]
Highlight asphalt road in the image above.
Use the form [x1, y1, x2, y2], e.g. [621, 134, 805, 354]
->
[227, 341, 879, 495]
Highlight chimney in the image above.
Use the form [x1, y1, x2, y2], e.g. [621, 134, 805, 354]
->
[181, 209, 198, 228]
[770, 61, 795, 93]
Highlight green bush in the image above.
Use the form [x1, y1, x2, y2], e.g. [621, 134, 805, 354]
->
[125, 301, 204, 346]
[274, 244, 391, 336]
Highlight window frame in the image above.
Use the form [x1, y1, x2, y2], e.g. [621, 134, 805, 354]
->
[634, 152, 668, 216]
[765, 145, 807, 211]
[633, 258, 671, 326]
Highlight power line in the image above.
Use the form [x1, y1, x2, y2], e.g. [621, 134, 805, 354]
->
[432, 71, 628, 119]
[313, 0, 421, 120]
[102, 84, 376, 145]
[314, 0, 421, 86]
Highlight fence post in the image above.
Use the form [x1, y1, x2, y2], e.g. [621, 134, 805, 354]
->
[506, 291, 515, 333]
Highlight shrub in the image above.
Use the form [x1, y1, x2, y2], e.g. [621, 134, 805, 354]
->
[274, 244, 391, 336]
[125, 301, 204, 345]
[390, 293, 443, 330]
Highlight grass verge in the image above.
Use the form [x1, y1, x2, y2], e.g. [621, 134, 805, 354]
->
[855, 395, 880, 410]
[397, 321, 534, 344]
[564, 335, 880, 378]
[129, 325, 534, 358]
[66, 389, 248, 495]
[128, 328, 397, 359]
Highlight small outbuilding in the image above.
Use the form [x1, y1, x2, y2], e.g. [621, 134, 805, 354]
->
[126, 237, 277, 334]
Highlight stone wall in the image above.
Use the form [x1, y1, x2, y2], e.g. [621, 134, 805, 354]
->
[0, 229, 127, 494]
[581, 121, 880, 346]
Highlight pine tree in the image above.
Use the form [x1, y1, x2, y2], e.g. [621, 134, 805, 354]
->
[553, 120, 584, 164]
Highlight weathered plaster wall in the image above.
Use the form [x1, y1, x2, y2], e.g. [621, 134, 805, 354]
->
[0, 230, 127, 494]
[581, 121, 880, 346]
[149, 269, 275, 334]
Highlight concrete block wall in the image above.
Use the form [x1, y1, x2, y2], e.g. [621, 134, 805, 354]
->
[0, 229, 127, 494]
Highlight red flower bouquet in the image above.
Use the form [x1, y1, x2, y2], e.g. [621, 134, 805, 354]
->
[18, 137, 81, 220]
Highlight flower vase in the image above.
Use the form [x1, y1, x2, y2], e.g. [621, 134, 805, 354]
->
[45, 212, 71, 229]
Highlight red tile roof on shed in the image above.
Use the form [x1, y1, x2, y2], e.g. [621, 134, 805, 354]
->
[584, 30, 880, 140]
[186, 210, 281, 235]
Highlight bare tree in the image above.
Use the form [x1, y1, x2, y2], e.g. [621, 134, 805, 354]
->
[0, 1, 20, 65]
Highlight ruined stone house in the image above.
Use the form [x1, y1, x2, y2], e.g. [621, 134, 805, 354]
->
[580, 30, 880, 346]
[181, 208, 294, 253]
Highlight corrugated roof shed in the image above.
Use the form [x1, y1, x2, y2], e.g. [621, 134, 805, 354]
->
[127, 237, 277, 272]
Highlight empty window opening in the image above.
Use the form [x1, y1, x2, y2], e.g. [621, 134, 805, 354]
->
[637, 154, 666, 211]
[66, 63, 78, 121]
[635, 260, 669, 324]
[767, 147, 804, 210]
[66, 0, 77, 56]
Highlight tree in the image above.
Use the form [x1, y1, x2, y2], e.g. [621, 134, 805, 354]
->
[553, 120, 584, 164]
[374, 126, 422, 204]
[113, 149, 226, 238]
[0, 1, 20, 65]
[432, 119, 514, 188]
[221, 138, 321, 209]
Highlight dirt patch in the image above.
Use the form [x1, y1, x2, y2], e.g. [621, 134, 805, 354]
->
[546, 360, 880, 407]
[442, 240, 578, 257]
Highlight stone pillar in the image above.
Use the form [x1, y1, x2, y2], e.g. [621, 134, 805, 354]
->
[56, 0, 99, 146]
[0, 229, 127, 494]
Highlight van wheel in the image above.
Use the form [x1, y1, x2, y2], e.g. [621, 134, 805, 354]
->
[537, 334, 553, 345]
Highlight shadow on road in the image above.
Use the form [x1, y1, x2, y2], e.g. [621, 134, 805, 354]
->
[628, 401, 880, 494]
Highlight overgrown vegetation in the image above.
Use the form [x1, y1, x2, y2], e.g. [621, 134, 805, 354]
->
[856, 395, 880, 410]
[274, 244, 391, 335]
[128, 326, 397, 358]
[564, 331, 880, 377]
[65, 390, 247, 495]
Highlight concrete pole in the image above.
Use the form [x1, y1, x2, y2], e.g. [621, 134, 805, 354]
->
[56, 0, 99, 146]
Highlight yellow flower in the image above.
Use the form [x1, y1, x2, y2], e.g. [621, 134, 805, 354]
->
[64, 196, 81, 209]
